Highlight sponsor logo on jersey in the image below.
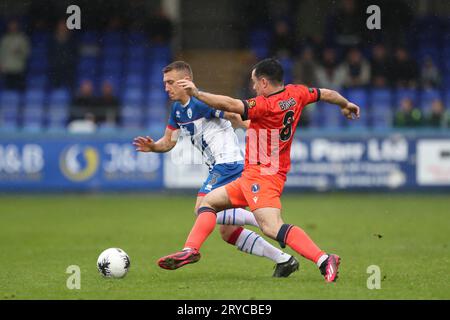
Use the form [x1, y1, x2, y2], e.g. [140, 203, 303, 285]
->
[209, 173, 220, 186]
[248, 99, 256, 108]
[176, 110, 181, 118]
[251, 183, 260, 193]
[278, 97, 297, 111]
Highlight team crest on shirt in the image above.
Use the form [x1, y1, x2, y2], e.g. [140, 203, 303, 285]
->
[251, 183, 260, 193]
[187, 108, 193, 119]
[248, 99, 256, 108]
[309, 87, 314, 93]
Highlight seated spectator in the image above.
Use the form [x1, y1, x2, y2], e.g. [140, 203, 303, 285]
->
[424, 99, 447, 128]
[392, 47, 419, 88]
[340, 48, 371, 88]
[269, 20, 295, 57]
[292, 47, 318, 87]
[70, 80, 98, 122]
[96, 81, 120, 124]
[329, 0, 364, 48]
[370, 44, 392, 87]
[316, 48, 346, 90]
[49, 19, 76, 89]
[421, 56, 441, 89]
[147, 8, 173, 44]
[0, 19, 30, 91]
[393, 97, 423, 128]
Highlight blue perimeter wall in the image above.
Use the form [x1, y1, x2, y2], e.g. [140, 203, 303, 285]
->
[0, 129, 449, 192]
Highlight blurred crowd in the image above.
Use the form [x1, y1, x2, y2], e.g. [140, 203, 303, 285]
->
[0, 0, 448, 131]
[238, 0, 449, 129]
[0, 1, 173, 130]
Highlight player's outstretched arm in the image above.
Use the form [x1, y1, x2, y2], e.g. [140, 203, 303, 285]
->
[224, 112, 250, 129]
[133, 127, 179, 153]
[319, 88, 360, 120]
[177, 79, 245, 115]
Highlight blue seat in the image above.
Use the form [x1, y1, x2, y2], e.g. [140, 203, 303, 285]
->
[316, 102, 345, 129]
[344, 88, 369, 128]
[30, 46, 48, 59]
[22, 105, 44, 131]
[346, 88, 368, 106]
[370, 89, 393, 129]
[24, 89, 46, 105]
[147, 89, 166, 104]
[101, 60, 122, 76]
[26, 74, 48, 90]
[0, 91, 20, 128]
[80, 31, 98, 45]
[123, 88, 143, 107]
[124, 74, 145, 88]
[0, 91, 21, 107]
[150, 45, 171, 60]
[128, 32, 146, 45]
[48, 89, 71, 107]
[103, 32, 122, 47]
[28, 57, 49, 73]
[0, 105, 19, 128]
[47, 106, 69, 128]
[126, 59, 147, 73]
[370, 89, 392, 106]
[279, 57, 293, 83]
[146, 105, 167, 123]
[103, 46, 123, 59]
[78, 57, 98, 72]
[121, 106, 143, 128]
[250, 29, 271, 59]
[127, 45, 147, 60]
[31, 31, 50, 42]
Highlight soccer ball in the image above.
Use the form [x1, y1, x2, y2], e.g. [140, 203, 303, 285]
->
[97, 248, 130, 278]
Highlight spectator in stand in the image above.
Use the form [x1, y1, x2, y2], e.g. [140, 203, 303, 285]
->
[392, 47, 419, 88]
[329, 0, 364, 48]
[421, 56, 441, 89]
[269, 20, 295, 57]
[49, 19, 76, 89]
[370, 44, 392, 87]
[292, 47, 318, 87]
[393, 97, 423, 128]
[96, 81, 120, 125]
[147, 8, 173, 44]
[424, 99, 447, 128]
[340, 48, 371, 88]
[316, 47, 346, 90]
[70, 80, 98, 122]
[0, 20, 30, 91]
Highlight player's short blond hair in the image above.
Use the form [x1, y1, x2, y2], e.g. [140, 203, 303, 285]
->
[162, 61, 193, 79]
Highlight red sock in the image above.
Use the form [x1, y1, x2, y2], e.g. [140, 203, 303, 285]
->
[184, 209, 217, 250]
[226, 227, 244, 245]
[285, 226, 325, 263]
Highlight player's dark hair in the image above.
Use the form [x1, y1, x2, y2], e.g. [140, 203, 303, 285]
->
[163, 61, 194, 79]
[252, 58, 284, 85]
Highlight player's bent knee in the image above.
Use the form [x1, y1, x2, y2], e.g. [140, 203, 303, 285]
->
[219, 225, 235, 242]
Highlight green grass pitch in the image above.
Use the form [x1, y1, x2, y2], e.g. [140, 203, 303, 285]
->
[0, 193, 449, 300]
